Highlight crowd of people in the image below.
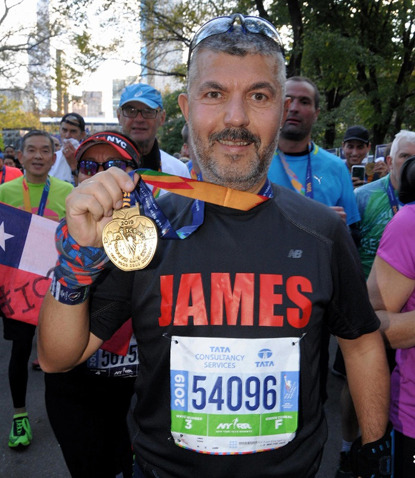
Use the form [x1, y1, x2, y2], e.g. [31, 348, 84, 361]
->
[1, 11, 415, 478]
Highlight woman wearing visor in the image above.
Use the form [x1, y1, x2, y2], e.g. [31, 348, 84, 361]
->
[44, 131, 140, 478]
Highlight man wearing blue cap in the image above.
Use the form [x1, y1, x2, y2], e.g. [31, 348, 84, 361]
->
[117, 83, 190, 183]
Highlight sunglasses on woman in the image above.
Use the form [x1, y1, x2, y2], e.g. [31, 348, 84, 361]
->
[78, 159, 129, 176]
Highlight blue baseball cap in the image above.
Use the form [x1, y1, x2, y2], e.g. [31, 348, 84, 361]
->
[119, 83, 163, 110]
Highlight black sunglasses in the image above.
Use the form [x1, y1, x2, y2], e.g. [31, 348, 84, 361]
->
[78, 159, 129, 176]
[188, 14, 284, 67]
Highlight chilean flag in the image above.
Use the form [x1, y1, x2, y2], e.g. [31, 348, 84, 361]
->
[0, 202, 132, 355]
[0, 202, 57, 325]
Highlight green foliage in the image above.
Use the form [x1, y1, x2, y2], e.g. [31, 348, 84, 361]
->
[0, 95, 41, 149]
[0, 96, 41, 130]
[158, 90, 186, 155]
[1, 0, 415, 149]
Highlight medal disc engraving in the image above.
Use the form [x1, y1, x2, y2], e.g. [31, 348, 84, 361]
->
[102, 204, 158, 271]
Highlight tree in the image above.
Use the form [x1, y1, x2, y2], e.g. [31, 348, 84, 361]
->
[0, 0, 127, 114]
[137, 0, 415, 149]
[0, 94, 41, 149]
[158, 89, 186, 155]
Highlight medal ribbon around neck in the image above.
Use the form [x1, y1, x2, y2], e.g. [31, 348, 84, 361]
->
[129, 169, 274, 240]
[102, 171, 274, 270]
[386, 176, 401, 216]
[22, 176, 51, 217]
[277, 142, 315, 198]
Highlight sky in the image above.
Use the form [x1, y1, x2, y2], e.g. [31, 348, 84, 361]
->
[1, 0, 141, 118]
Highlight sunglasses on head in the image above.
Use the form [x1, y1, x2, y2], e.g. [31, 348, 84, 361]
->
[78, 159, 129, 176]
[188, 13, 284, 66]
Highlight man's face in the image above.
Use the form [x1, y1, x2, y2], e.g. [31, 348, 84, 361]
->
[280, 80, 319, 142]
[77, 143, 133, 183]
[117, 101, 165, 155]
[53, 138, 61, 151]
[4, 146, 15, 156]
[59, 121, 85, 141]
[388, 139, 415, 188]
[21, 135, 56, 183]
[4, 157, 16, 167]
[342, 140, 370, 168]
[178, 50, 288, 192]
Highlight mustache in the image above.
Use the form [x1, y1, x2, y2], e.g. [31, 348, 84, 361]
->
[209, 128, 260, 146]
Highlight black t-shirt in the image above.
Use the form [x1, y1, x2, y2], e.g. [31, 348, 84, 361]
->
[90, 184, 379, 478]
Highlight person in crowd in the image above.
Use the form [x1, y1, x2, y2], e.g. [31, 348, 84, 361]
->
[355, 130, 415, 276]
[4, 144, 17, 159]
[116, 83, 190, 185]
[38, 14, 391, 478]
[367, 155, 415, 478]
[3, 155, 19, 168]
[341, 125, 388, 188]
[49, 112, 87, 184]
[342, 125, 371, 189]
[44, 131, 139, 478]
[52, 136, 61, 152]
[0, 148, 23, 183]
[333, 131, 415, 477]
[268, 76, 359, 227]
[0, 130, 73, 449]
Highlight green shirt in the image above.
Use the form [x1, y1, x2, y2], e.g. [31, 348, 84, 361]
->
[354, 174, 399, 278]
[0, 175, 73, 221]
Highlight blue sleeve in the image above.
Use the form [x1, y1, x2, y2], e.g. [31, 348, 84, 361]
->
[339, 162, 360, 225]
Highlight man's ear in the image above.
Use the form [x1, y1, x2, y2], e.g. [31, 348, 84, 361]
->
[313, 107, 321, 124]
[178, 93, 189, 121]
[282, 97, 290, 124]
[158, 109, 166, 127]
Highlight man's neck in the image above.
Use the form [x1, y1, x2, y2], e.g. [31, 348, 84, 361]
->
[390, 174, 398, 191]
[137, 138, 156, 157]
[25, 173, 48, 185]
[278, 136, 312, 154]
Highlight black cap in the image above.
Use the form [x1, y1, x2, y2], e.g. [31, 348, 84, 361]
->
[61, 113, 86, 132]
[399, 156, 415, 204]
[343, 126, 370, 144]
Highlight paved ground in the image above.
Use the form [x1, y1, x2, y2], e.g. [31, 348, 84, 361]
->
[0, 334, 343, 477]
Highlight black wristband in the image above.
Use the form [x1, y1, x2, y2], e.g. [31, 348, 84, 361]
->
[71, 169, 78, 177]
[50, 276, 90, 305]
[350, 424, 392, 477]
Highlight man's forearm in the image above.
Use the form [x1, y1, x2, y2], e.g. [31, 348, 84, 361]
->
[376, 309, 415, 349]
[339, 331, 390, 444]
[38, 291, 102, 373]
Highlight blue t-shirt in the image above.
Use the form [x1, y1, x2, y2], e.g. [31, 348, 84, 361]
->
[268, 143, 360, 225]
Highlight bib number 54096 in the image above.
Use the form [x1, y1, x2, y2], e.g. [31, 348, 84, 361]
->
[191, 374, 277, 412]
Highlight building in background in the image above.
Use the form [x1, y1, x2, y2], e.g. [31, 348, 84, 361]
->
[0, 0, 184, 129]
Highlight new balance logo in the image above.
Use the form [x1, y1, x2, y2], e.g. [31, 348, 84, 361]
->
[288, 249, 303, 259]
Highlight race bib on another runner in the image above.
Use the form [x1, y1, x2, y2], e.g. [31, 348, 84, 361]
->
[170, 336, 300, 455]
[86, 336, 139, 378]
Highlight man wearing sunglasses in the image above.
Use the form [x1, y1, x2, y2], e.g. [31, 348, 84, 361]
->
[117, 83, 190, 183]
[39, 14, 391, 478]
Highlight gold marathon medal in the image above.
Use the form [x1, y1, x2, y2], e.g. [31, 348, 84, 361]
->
[102, 192, 158, 271]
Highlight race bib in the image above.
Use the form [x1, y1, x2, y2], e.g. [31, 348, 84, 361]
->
[86, 336, 139, 378]
[170, 336, 300, 455]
